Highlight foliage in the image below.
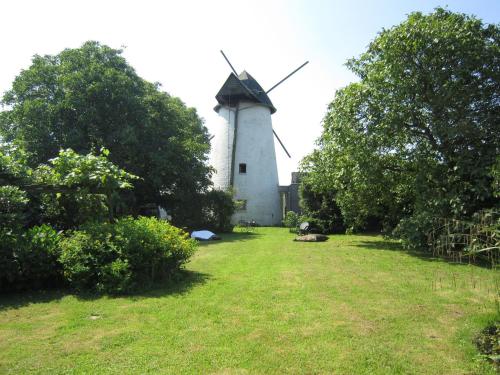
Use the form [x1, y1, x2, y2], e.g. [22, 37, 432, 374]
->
[302, 8, 499, 247]
[425, 209, 500, 265]
[17, 225, 62, 288]
[0, 143, 31, 186]
[474, 321, 500, 369]
[201, 189, 235, 232]
[492, 157, 500, 199]
[1, 143, 137, 228]
[299, 177, 346, 234]
[59, 217, 197, 293]
[0, 225, 62, 291]
[166, 189, 235, 233]
[0, 185, 29, 228]
[0, 144, 32, 227]
[0, 229, 20, 290]
[392, 211, 436, 251]
[283, 211, 300, 230]
[233, 199, 246, 212]
[0, 41, 212, 225]
[35, 148, 138, 226]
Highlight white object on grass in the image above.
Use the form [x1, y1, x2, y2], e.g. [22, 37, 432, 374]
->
[191, 230, 217, 240]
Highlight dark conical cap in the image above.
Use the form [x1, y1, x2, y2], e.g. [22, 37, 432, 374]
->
[214, 71, 276, 114]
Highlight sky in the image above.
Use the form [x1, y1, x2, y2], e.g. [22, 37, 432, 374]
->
[0, 0, 498, 184]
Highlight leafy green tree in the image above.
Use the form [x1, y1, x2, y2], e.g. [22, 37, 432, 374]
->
[35, 148, 138, 225]
[0, 41, 212, 221]
[0, 185, 28, 228]
[302, 8, 499, 245]
[299, 175, 346, 234]
[201, 189, 235, 232]
[0, 142, 32, 185]
[0, 143, 35, 227]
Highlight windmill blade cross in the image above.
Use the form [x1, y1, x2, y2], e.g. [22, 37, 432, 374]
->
[220, 50, 238, 76]
[266, 61, 309, 94]
[272, 129, 291, 158]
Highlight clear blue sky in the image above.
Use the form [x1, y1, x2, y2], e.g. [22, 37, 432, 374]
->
[292, 1, 498, 71]
[0, 0, 498, 183]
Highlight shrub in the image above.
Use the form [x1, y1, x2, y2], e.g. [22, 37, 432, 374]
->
[58, 230, 105, 291]
[38, 191, 109, 230]
[34, 148, 138, 227]
[283, 211, 299, 232]
[18, 225, 62, 288]
[475, 321, 500, 369]
[423, 210, 500, 265]
[59, 217, 197, 293]
[0, 185, 28, 229]
[201, 189, 235, 232]
[99, 259, 133, 294]
[393, 212, 436, 250]
[0, 225, 62, 291]
[299, 179, 346, 234]
[172, 189, 235, 233]
[0, 229, 20, 290]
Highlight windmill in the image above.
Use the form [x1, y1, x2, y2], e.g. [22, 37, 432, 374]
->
[210, 50, 308, 225]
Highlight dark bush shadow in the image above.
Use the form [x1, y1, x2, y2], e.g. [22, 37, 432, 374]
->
[0, 289, 68, 312]
[354, 237, 492, 268]
[196, 231, 261, 246]
[105, 270, 211, 301]
[0, 270, 210, 311]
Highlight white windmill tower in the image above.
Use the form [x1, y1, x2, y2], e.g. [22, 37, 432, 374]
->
[210, 51, 308, 226]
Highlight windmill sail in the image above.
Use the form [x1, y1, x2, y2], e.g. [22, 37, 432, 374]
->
[266, 61, 309, 94]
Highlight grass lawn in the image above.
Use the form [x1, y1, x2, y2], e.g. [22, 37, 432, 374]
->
[0, 227, 498, 374]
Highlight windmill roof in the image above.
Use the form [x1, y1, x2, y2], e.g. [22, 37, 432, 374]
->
[214, 71, 276, 114]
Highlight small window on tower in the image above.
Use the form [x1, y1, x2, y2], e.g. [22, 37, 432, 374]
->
[239, 163, 247, 174]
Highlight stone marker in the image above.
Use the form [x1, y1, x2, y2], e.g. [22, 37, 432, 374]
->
[294, 234, 328, 242]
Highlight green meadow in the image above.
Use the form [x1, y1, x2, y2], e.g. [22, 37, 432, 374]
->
[1, 228, 497, 374]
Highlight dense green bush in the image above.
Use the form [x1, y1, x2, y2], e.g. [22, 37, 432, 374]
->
[171, 189, 235, 233]
[0, 185, 28, 228]
[202, 189, 235, 232]
[35, 148, 138, 227]
[299, 179, 346, 234]
[0, 225, 62, 291]
[283, 211, 300, 230]
[0, 185, 57, 290]
[18, 225, 62, 288]
[59, 217, 197, 293]
[474, 320, 500, 370]
[393, 212, 436, 250]
[0, 229, 20, 290]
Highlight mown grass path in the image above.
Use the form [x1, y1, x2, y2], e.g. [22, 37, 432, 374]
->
[0, 228, 498, 374]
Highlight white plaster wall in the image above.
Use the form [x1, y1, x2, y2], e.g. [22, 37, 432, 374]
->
[232, 102, 282, 225]
[209, 107, 235, 190]
[210, 102, 282, 226]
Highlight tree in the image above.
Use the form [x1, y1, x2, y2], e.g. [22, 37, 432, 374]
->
[302, 8, 499, 245]
[201, 189, 235, 232]
[0, 41, 212, 221]
[299, 174, 346, 234]
[35, 148, 138, 225]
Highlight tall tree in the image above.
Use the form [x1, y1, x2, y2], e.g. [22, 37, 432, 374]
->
[302, 8, 499, 244]
[0, 41, 212, 218]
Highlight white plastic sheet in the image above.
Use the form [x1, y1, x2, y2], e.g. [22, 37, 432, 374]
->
[191, 230, 216, 240]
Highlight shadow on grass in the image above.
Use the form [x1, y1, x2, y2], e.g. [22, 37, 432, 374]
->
[196, 231, 261, 246]
[354, 237, 492, 268]
[0, 269, 210, 312]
